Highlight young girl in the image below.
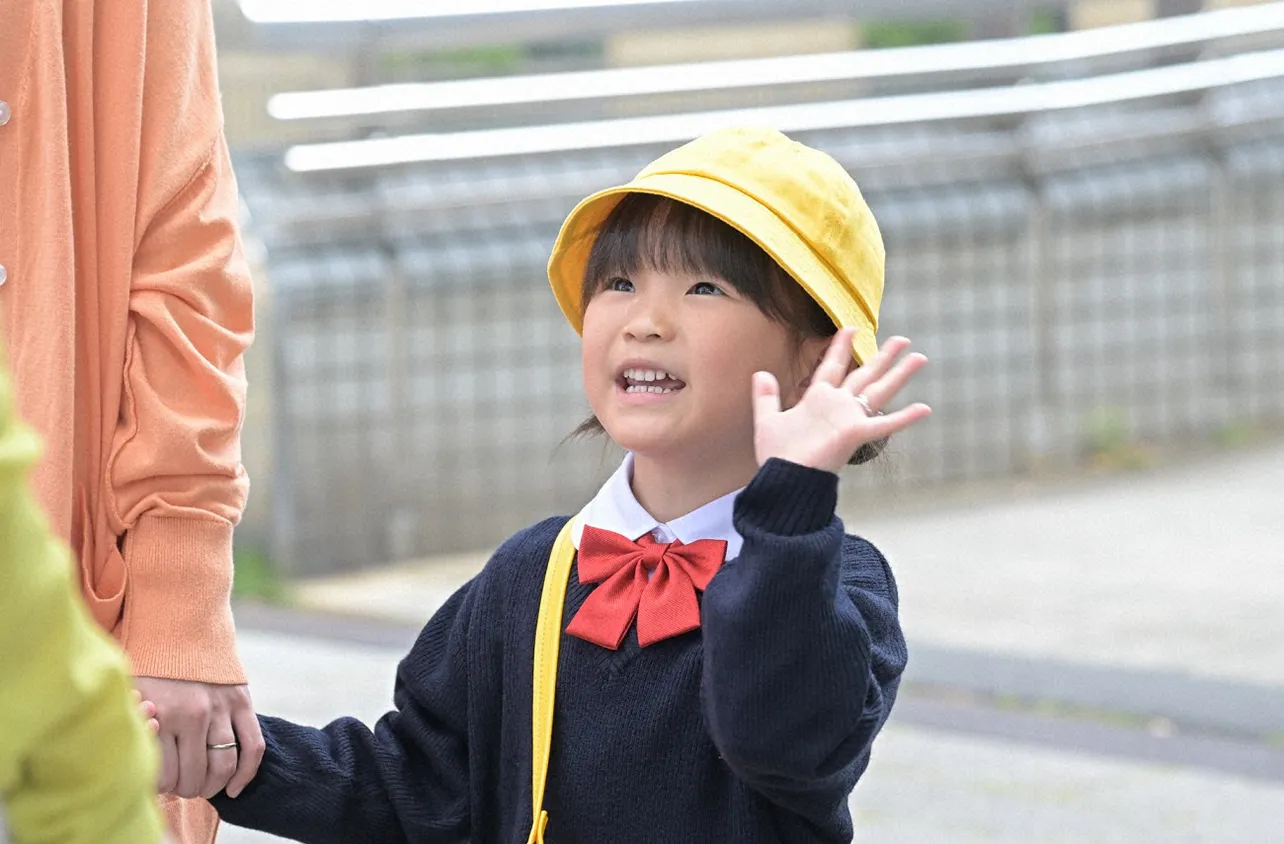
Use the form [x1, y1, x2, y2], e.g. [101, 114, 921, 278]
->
[202, 126, 930, 843]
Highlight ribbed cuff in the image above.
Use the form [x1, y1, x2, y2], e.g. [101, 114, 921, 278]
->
[735, 458, 839, 536]
[121, 515, 246, 685]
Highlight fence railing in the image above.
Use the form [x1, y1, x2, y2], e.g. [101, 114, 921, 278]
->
[278, 45, 1284, 172]
[266, 2, 1284, 125]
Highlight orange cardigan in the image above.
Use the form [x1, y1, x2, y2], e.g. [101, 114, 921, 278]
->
[0, 0, 253, 686]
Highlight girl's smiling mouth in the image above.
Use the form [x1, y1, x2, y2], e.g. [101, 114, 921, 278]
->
[617, 365, 687, 397]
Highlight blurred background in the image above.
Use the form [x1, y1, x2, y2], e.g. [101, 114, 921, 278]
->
[212, 1, 1284, 841]
[218, 0, 1284, 573]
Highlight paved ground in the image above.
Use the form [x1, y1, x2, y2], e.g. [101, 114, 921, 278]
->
[862, 442, 1284, 690]
[218, 440, 1284, 841]
[849, 724, 1284, 843]
[216, 629, 1284, 844]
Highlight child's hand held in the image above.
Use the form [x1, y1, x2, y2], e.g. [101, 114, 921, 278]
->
[133, 689, 160, 736]
[753, 329, 931, 474]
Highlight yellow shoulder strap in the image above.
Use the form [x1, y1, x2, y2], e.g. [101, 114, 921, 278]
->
[527, 516, 578, 844]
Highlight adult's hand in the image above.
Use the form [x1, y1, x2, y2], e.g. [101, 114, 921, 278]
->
[134, 677, 265, 799]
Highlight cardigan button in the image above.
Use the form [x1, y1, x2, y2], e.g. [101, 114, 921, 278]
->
[0, 264, 7, 286]
[0, 101, 10, 126]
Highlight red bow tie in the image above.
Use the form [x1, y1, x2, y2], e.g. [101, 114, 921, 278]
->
[565, 526, 728, 650]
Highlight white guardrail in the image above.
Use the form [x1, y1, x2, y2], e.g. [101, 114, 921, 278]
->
[281, 44, 1284, 171]
[266, 2, 1284, 122]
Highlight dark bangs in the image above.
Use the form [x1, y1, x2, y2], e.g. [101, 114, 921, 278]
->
[580, 193, 834, 339]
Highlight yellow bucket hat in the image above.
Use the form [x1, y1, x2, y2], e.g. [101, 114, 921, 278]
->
[547, 126, 885, 364]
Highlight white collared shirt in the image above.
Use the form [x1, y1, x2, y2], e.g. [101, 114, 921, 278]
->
[572, 454, 745, 561]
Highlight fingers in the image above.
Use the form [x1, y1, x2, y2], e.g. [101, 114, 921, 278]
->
[850, 402, 933, 441]
[140, 699, 160, 736]
[843, 335, 913, 398]
[202, 718, 239, 800]
[156, 733, 179, 794]
[812, 327, 857, 389]
[841, 336, 931, 452]
[853, 349, 929, 414]
[174, 716, 210, 799]
[226, 691, 266, 799]
[751, 371, 782, 423]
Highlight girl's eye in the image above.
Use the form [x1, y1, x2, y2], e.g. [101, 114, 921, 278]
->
[689, 281, 726, 296]
[604, 277, 634, 293]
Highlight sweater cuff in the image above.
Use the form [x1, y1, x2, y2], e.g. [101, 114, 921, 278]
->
[121, 515, 247, 685]
[735, 458, 839, 536]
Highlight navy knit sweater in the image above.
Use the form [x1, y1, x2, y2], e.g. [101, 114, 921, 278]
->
[212, 459, 908, 843]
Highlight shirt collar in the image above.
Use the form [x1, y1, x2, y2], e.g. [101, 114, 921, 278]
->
[572, 453, 744, 560]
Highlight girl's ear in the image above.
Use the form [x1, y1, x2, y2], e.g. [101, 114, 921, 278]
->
[796, 336, 837, 385]
[791, 334, 835, 396]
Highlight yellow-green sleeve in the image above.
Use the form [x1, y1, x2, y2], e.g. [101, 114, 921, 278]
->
[0, 349, 163, 843]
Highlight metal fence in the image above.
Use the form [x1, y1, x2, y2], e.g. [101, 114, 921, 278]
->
[233, 45, 1284, 576]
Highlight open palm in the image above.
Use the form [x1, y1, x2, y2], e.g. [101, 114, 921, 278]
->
[753, 329, 931, 474]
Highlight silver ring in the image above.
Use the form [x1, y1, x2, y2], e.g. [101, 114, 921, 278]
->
[854, 394, 882, 417]
[207, 742, 239, 751]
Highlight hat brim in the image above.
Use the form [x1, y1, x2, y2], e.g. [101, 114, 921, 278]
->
[547, 173, 879, 365]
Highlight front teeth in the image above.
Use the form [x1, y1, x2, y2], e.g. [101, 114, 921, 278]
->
[623, 368, 671, 382]
[622, 368, 678, 394]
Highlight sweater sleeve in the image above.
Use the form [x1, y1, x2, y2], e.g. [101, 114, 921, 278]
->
[0, 350, 164, 844]
[108, 0, 254, 684]
[700, 458, 907, 827]
[209, 582, 478, 844]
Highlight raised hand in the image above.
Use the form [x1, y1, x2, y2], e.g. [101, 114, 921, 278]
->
[753, 329, 931, 474]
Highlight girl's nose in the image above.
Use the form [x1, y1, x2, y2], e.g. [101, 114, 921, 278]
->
[623, 295, 674, 341]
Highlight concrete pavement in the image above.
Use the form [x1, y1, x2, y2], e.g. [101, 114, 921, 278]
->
[216, 627, 1284, 843]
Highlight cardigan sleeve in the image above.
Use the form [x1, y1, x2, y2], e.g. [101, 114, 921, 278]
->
[209, 582, 479, 844]
[0, 347, 164, 844]
[108, 0, 254, 684]
[699, 458, 907, 830]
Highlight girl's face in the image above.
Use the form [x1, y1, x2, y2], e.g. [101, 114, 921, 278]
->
[581, 266, 825, 470]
